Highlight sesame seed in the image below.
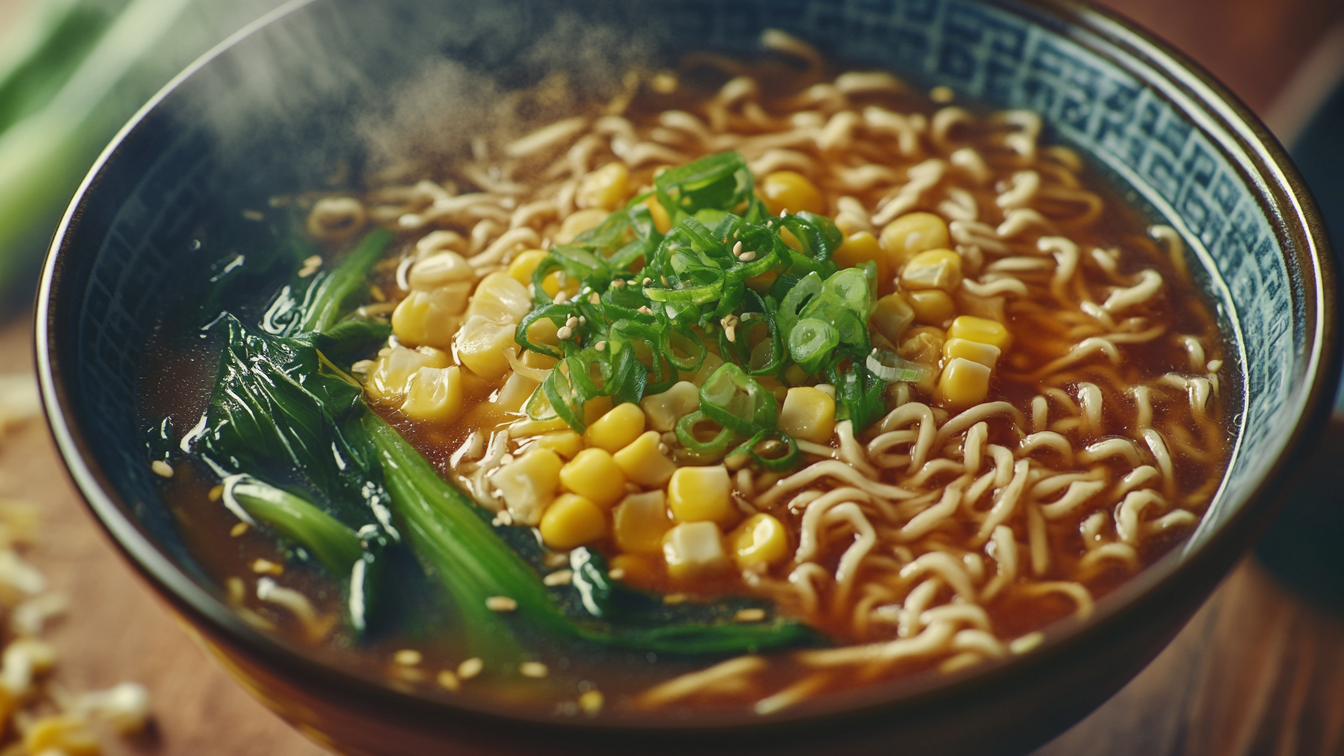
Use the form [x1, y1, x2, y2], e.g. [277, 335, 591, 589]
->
[486, 596, 518, 612]
[657, 443, 670, 455]
[208, 485, 224, 502]
[578, 690, 604, 716]
[725, 325, 737, 343]
[637, 306, 653, 315]
[662, 593, 688, 605]
[554, 292, 569, 304]
[578, 316, 586, 324]
[436, 670, 461, 692]
[543, 569, 574, 586]
[394, 649, 423, 666]
[566, 316, 579, 328]
[607, 568, 626, 580]
[457, 657, 484, 680]
[739, 251, 756, 262]
[251, 558, 283, 576]
[557, 326, 573, 340]
[520, 662, 549, 678]
[151, 460, 174, 478]
[595, 341, 607, 351]
[732, 241, 743, 256]
[779, 209, 788, 218]
[642, 277, 652, 285]
[230, 522, 249, 538]
[734, 608, 767, 622]
[589, 293, 601, 305]
[611, 278, 626, 287]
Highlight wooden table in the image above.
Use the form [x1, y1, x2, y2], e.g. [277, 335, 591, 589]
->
[3, 0, 1343, 753]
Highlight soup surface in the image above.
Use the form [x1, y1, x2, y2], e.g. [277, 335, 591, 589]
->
[144, 37, 1232, 719]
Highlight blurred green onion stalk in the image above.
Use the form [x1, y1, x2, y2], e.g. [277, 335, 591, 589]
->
[0, 0, 283, 301]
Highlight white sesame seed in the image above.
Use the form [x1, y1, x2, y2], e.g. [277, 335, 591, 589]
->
[543, 569, 574, 586]
[642, 277, 652, 285]
[486, 596, 518, 612]
[595, 341, 607, 351]
[251, 558, 283, 576]
[394, 649, 423, 666]
[458, 657, 484, 679]
[578, 689, 604, 716]
[578, 316, 586, 324]
[732, 240, 743, 256]
[739, 251, 756, 262]
[554, 292, 569, 304]
[437, 670, 461, 691]
[734, 608, 767, 622]
[557, 326, 573, 340]
[151, 460, 174, 478]
[520, 661, 549, 678]
[566, 316, 579, 328]
[230, 522, 249, 538]
[725, 325, 737, 343]
[611, 278, 626, 287]
[589, 293, 601, 304]
[607, 568, 626, 580]
[780, 209, 788, 217]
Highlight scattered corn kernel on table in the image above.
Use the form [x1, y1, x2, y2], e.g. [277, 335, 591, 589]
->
[4, 0, 1344, 752]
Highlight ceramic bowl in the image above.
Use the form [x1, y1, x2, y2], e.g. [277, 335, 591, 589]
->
[35, 0, 1337, 754]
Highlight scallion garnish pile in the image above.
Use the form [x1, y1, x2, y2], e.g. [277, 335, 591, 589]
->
[517, 151, 925, 470]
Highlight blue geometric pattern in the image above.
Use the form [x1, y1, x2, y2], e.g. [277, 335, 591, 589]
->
[74, 0, 1309, 567]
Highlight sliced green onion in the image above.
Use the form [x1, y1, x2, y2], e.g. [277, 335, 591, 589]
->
[866, 349, 933, 383]
[674, 411, 738, 458]
[699, 362, 778, 435]
[788, 318, 838, 373]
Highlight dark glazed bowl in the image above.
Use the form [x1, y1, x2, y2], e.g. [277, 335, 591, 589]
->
[35, 0, 1337, 754]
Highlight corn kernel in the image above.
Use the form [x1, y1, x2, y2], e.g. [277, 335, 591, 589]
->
[778, 227, 803, 252]
[557, 208, 610, 243]
[880, 211, 950, 269]
[560, 448, 627, 509]
[521, 344, 559, 370]
[729, 513, 790, 569]
[467, 272, 533, 323]
[938, 357, 992, 408]
[25, 716, 100, 756]
[613, 431, 677, 487]
[489, 448, 562, 526]
[612, 490, 671, 554]
[539, 493, 608, 550]
[400, 366, 463, 423]
[578, 161, 629, 211]
[900, 249, 963, 291]
[898, 326, 947, 365]
[906, 289, 957, 325]
[777, 387, 836, 445]
[871, 293, 916, 347]
[948, 315, 1013, 351]
[667, 465, 737, 527]
[640, 381, 700, 432]
[506, 249, 550, 286]
[409, 251, 475, 291]
[832, 231, 887, 282]
[583, 395, 614, 426]
[367, 346, 452, 403]
[532, 431, 584, 459]
[645, 195, 672, 234]
[943, 338, 1001, 369]
[392, 286, 470, 348]
[456, 316, 518, 379]
[541, 270, 581, 300]
[759, 171, 826, 216]
[584, 403, 646, 453]
[687, 351, 725, 387]
[663, 521, 729, 581]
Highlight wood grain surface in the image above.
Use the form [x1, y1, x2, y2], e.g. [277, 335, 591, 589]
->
[2, 0, 1343, 753]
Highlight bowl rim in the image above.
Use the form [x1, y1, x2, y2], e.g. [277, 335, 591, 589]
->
[33, 0, 1340, 736]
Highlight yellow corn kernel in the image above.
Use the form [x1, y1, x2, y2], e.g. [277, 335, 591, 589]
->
[506, 249, 550, 286]
[758, 171, 826, 216]
[640, 381, 700, 432]
[539, 493, 608, 550]
[609, 553, 662, 584]
[687, 350, 725, 386]
[667, 465, 737, 527]
[541, 270, 581, 300]
[400, 366, 463, 423]
[584, 403, 646, 453]
[871, 292, 916, 346]
[493, 371, 540, 414]
[531, 430, 584, 459]
[25, 716, 100, 756]
[778, 227, 803, 252]
[489, 448, 562, 526]
[556, 208, 610, 244]
[521, 344, 559, 370]
[367, 346, 451, 402]
[900, 249, 963, 291]
[466, 272, 533, 323]
[745, 268, 780, 292]
[948, 315, 1013, 351]
[560, 448, 627, 509]
[880, 211, 950, 269]
[906, 289, 957, 325]
[777, 387, 836, 445]
[832, 231, 888, 282]
[938, 357, 992, 408]
[578, 161, 629, 211]
[644, 195, 672, 234]
[409, 251, 475, 291]
[583, 395, 614, 425]
[943, 338, 1001, 369]
[729, 513, 790, 569]
[613, 431, 677, 487]
[663, 521, 729, 581]
[392, 286, 470, 348]
[612, 490, 671, 554]
[455, 316, 517, 379]
[898, 326, 947, 364]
